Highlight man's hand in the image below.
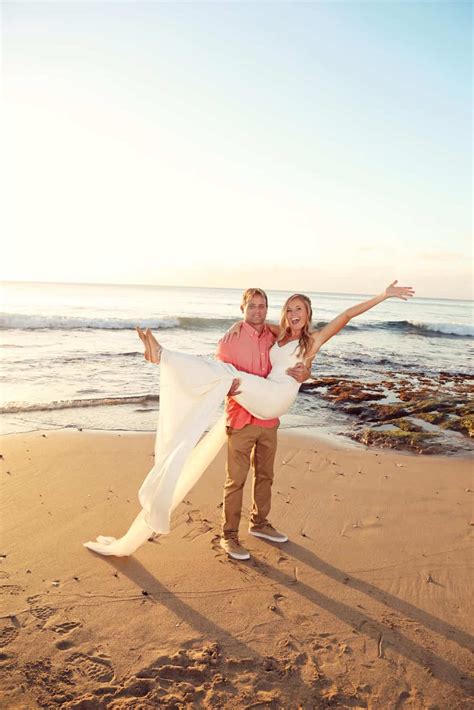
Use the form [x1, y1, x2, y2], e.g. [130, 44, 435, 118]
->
[286, 363, 311, 383]
[227, 378, 242, 396]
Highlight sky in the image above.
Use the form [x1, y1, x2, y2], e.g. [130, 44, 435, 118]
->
[1, 0, 472, 299]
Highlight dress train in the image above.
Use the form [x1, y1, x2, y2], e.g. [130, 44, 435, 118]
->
[83, 349, 235, 556]
[84, 343, 300, 557]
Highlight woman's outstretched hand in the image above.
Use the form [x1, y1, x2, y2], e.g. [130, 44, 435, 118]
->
[383, 280, 415, 300]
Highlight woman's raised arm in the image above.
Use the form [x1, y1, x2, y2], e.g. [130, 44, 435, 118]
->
[311, 280, 415, 352]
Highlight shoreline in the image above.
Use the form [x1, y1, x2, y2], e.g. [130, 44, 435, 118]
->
[1, 427, 473, 708]
[2, 366, 472, 456]
[1, 419, 472, 459]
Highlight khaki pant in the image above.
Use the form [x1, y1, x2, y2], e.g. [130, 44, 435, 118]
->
[222, 423, 278, 539]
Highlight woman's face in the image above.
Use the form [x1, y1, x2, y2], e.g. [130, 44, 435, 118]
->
[285, 297, 308, 331]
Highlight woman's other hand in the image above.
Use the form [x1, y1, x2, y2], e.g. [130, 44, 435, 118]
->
[286, 363, 311, 383]
[222, 321, 243, 343]
[384, 280, 415, 300]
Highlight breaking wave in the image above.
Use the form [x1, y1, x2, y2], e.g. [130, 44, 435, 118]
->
[0, 313, 236, 331]
[1, 394, 160, 414]
[1, 313, 471, 338]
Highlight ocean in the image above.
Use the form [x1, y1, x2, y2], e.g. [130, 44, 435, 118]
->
[1, 281, 472, 448]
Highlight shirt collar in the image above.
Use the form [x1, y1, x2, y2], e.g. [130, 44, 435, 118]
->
[242, 321, 269, 338]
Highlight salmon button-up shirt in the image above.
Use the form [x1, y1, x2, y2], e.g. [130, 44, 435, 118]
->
[215, 321, 278, 430]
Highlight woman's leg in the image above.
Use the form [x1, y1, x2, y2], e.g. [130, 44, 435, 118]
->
[138, 327, 295, 421]
[145, 329, 162, 363]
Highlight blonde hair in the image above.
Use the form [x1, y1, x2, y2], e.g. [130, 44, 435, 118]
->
[240, 287, 268, 311]
[279, 293, 313, 359]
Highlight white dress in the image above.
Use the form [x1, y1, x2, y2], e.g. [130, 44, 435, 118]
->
[84, 340, 302, 556]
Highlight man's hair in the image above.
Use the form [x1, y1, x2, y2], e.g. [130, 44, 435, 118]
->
[240, 287, 268, 311]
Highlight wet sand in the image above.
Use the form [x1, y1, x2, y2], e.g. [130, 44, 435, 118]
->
[0, 429, 473, 708]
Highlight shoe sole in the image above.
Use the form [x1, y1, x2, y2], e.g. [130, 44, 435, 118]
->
[249, 530, 288, 543]
[219, 540, 250, 560]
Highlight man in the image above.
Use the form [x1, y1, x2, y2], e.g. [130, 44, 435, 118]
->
[216, 288, 310, 560]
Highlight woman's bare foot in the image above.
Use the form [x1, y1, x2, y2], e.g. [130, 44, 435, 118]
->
[145, 329, 162, 364]
[136, 326, 151, 362]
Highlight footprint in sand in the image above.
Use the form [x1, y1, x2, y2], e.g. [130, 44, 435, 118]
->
[55, 639, 76, 651]
[27, 594, 58, 623]
[148, 662, 209, 683]
[225, 657, 256, 671]
[211, 534, 235, 559]
[135, 643, 219, 684]
[0, 622, 20, 646]
[67, 652, 115, 683]
[394, 689, 412, 709]
[49, 621, 82, 635]
[136, 651, 189, 679]
[184, 509, 199, 523]
[183, 522, 213, 541]
[0, 650, 17, 665]
[0, 584, 24, 596]
[30, 605, 57, 622]
[109, 677, 155, 699]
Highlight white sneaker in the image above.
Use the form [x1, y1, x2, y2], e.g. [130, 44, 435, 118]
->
[249, 524, 288, 543]
[220, 537, 251, 560]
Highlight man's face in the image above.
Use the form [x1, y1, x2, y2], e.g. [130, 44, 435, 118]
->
[242, 294, 268, 328]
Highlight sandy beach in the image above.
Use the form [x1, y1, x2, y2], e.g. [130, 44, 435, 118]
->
[0, 429, 473, 709]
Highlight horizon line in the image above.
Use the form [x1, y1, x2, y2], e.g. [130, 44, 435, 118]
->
[1, 278, 471, 303]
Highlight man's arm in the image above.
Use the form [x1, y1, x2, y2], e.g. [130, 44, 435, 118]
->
[216, 338, 241, 395]
[216, 336, 232, 363]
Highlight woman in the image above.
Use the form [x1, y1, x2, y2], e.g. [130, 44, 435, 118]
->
[84, 280, 414, 557]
